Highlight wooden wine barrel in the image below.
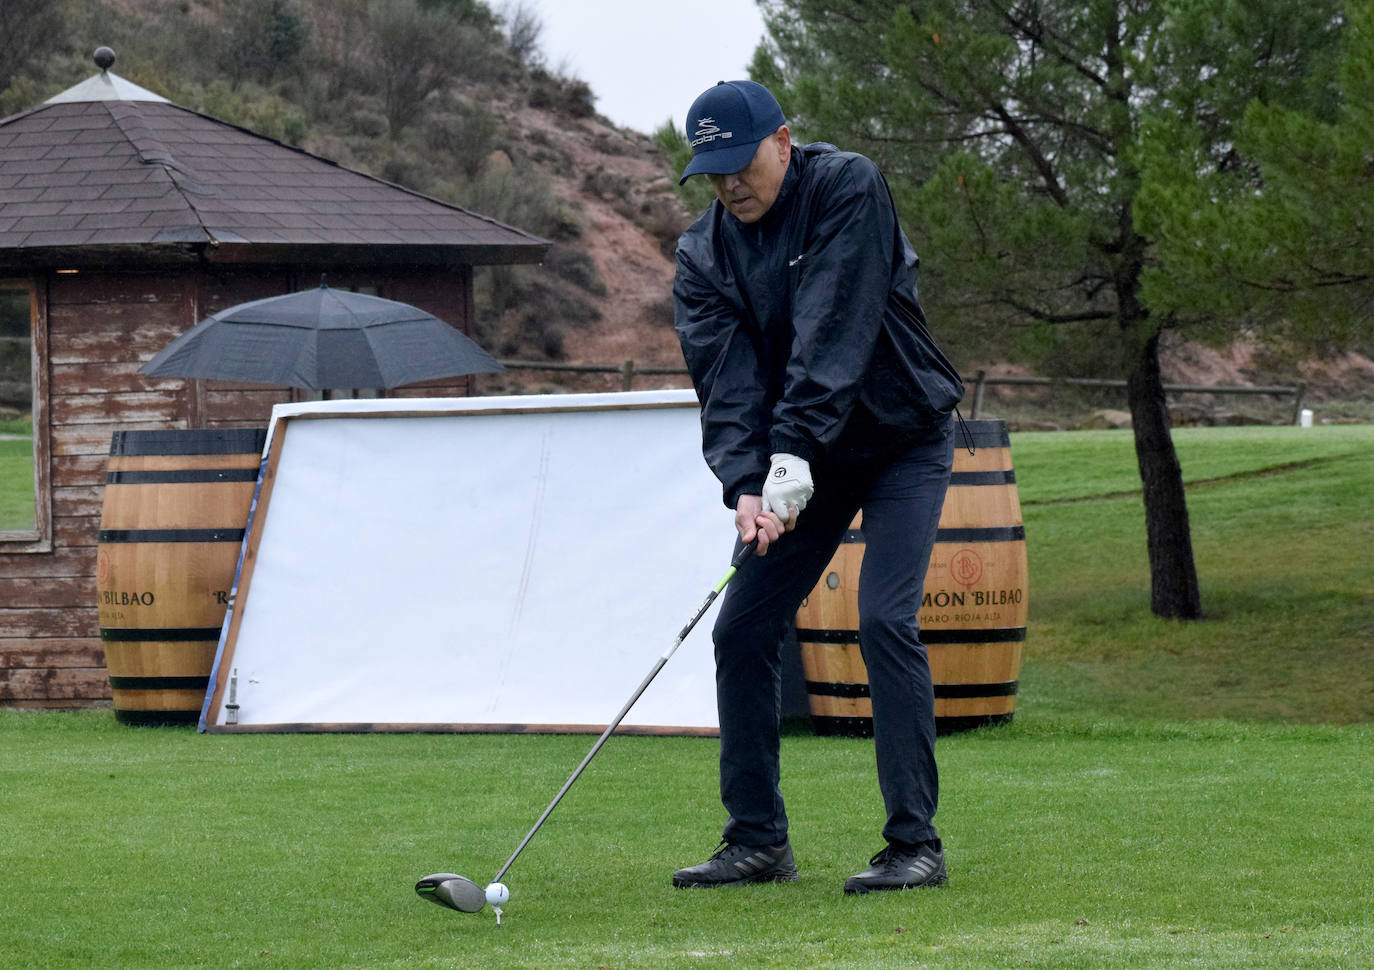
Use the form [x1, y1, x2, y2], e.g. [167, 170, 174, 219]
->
[796, 420, 1028, 736]
[96, 428, 267, 726]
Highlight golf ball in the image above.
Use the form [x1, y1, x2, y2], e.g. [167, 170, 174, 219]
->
[485, 882, 510, 906]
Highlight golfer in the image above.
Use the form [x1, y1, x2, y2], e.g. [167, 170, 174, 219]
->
[671, 80, 964, 893]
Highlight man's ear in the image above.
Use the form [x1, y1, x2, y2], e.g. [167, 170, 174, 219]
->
[775, 125, 792, 160]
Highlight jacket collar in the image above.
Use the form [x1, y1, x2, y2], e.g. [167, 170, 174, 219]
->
[753, 147, 804, 230]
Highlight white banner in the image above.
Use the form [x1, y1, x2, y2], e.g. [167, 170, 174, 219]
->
[202, 391, 734, 733]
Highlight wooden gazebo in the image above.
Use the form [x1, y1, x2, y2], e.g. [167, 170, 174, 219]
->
[0, 51, 549, 708]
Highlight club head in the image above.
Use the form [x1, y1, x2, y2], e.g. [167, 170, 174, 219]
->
[415, 873, 486, 913]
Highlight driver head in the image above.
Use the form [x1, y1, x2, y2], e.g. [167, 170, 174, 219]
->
[415, 873, 486, 913]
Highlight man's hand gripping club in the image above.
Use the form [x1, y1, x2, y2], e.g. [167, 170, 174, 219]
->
[738, 453, 814, 555]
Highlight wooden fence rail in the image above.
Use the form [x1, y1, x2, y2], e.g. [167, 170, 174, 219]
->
[497, 360, 1308, 424]
[962, 371, 1307, 424]
[497, 359, 690, 391]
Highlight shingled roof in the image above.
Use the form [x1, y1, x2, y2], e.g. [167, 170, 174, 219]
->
[0, 57, 549, 267]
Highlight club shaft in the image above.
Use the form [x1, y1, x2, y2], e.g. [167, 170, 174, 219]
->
[490, 539, 756, 884]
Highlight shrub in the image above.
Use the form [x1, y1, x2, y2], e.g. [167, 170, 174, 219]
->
[421, 96, 499, 178]
[542, 244, 605, 296]
[437, 165, 579, 241]
[220, 0, 310, 85]
[527, 65, 596, 119]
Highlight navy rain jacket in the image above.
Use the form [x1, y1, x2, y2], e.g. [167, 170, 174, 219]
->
[674, 142, 964, 508]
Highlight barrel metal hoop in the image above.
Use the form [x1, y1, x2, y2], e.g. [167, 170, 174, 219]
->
[948, 470, 1017, 486]
[100, 627, 223, 642]
[804, 680, 870, 698]
[935, 525, 1026, 542]
[935, 680, 1019, 698]
[797, 626, 1027, 645]
[106, 469, 259, 484]
[98, 528, 247, 543]
[108, 676, 211, 690]
[921, 627, 1027, 644]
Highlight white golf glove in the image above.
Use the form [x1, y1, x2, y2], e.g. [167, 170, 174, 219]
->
[761, 453, 813, 523]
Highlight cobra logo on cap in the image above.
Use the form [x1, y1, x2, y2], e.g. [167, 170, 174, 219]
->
[691, 117, 734, 148]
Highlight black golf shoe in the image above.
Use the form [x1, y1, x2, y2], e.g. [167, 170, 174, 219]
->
[843, 841, 947, 893]
[672, 840, 799, 888]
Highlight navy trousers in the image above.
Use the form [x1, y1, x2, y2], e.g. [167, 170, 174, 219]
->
[711, 418, 954, 848]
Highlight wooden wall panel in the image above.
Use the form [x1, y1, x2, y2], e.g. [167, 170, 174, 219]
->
[0, 631, 110, 705]
[53, 454, 108, 487]
[0, 667, 110, 703]
[196, 268, 292, 317]
[48, 310, 187, 360]
[0, 547, 94, 578]
[0, 607, 96, 639]
[203, 387, 288, 426]
[52, 391, 186, 426]
[54, 514, 99, 549]
[0, 637, 104, 668]
[0, 576, 95, 608]
[4, 270, 195, 709]
[54, 361, 173, 395]
[46, 271, 186, 305]
[53, 485, 103, 520]
[51, 425, 128, 457]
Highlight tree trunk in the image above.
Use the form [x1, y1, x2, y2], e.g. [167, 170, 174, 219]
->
[1124, 330, 1203, 619]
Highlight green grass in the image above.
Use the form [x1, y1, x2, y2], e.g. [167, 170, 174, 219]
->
[2, 712, 1370, 969]
[1017, 426, 1374, 724]
[0, 435, 36, 530]
[2, 424, 1372, 968]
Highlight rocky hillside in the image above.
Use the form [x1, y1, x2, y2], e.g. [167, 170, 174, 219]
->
[478, 99, 691, 393]
[8, 0, 1368, 417]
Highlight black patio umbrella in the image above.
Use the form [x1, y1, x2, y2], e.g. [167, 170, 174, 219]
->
[141, 285, 503, 390]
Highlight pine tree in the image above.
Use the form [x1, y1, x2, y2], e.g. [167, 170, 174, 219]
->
[754, 0, 1347, 618]
[1139, 0, 1373, 353]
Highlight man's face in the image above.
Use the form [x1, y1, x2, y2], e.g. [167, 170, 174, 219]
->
[707, 126, 792, 224]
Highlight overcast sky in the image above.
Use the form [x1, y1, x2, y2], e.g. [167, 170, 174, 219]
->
[526, 0, 769, 135]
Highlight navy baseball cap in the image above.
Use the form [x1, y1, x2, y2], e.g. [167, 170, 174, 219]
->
[679, 80, 786, 185]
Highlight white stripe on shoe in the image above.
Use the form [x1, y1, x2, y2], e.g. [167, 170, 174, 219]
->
[906, 857, 935, 878]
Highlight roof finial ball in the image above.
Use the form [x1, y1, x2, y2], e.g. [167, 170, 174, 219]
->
[94, 47, 116, 73]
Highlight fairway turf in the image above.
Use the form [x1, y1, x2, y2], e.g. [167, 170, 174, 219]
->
[2, 424, 1372, 968]
[1018, 426, 1374, 724]
[1, 713, 1370, 969]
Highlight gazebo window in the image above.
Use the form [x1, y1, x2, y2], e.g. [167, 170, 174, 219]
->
[0, 280, 48, 548]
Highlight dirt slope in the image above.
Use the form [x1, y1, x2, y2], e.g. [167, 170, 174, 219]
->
[508, 104, 690, 380]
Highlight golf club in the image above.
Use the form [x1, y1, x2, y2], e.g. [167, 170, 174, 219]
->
[416, 538, 758, 922]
